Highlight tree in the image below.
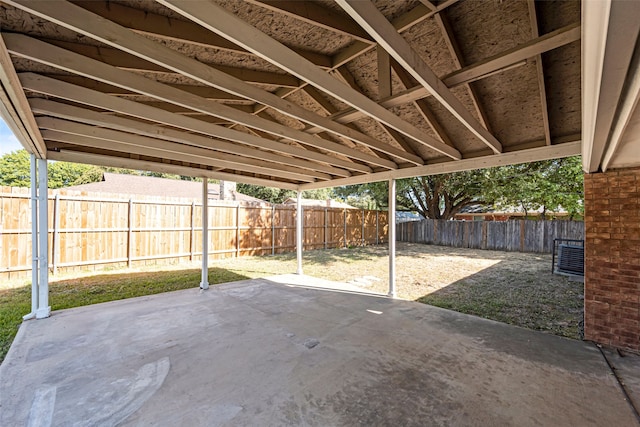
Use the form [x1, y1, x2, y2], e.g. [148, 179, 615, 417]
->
[0, 149, 30, 187]
[236, 184, 334, 204]
[334, 156, 584, 220]
[484, 156, 583, 219]
[335, 171, 491, 219]
[397, 171, 491, 219]
[0, 149, 205, 189]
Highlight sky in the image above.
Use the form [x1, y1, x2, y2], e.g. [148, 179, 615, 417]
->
[0, 117, 24, 156]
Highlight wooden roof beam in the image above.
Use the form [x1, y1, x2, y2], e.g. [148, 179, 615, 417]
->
[20, 73, 364, 175]
[30, 98, 352, 178]
[48, 149, 299, 190]
[158, 0, 459, 161]
[323, 23, 581, 130]
[71, 0, 332, 69]
[434, 12, 493, 133]
[43, 39, 301, 88]
[337, 0, 502, 154]
[7, 1, 411, 165]
[0, 34, 46, 157]
[300, 142, 581, 190]
[245, 1, 373, 43]
[527, 0, 551, 146]
[331, 0, 460, 68]
[391, 61, 457, 151]
[5, 34, 394, 170]
[38, 118, 322, 182]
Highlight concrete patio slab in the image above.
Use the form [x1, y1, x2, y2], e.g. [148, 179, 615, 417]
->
[1, 276, 638, 426]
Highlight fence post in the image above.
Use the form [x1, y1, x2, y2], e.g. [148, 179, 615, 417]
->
[236, 204, 241, 257]
[271, 205, 276, 255]
[52, 193, 60, 275]
[520, 219, 525, 252]
[324, 208, 328, 249]
[481, 221, 487, 249]
[376, 210, 379, 244]
[361, 209, 365, 246]
[343, 208, 347, 248]
[127, 198, 133, 268]
[190, 201, 195, 261]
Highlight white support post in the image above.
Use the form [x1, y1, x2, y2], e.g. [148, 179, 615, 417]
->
[52, 193, 60, 275]
[296, 191, 303, 275]
[236, 204, 240, 257]
[127, 198, 133, 268]
[36, 158, 50, 318]
[388, 179, 397, 298]
[200, 178, 209, 289]
[24, 154, 38, 320]
[190, 200, 195, 261]
[271, 205, 276, 255]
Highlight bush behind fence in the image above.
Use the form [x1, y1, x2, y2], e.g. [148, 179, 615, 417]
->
[397, 218, 584, 253]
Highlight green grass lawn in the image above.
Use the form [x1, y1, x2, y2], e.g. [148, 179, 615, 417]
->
[0, 244, 583, 364]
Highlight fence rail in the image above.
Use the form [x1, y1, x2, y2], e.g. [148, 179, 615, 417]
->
[0, 187, 388, 280]
[397, 218, 584, 253]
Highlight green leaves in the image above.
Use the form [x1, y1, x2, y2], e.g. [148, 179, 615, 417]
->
[333, 156, 584, 220]
[0, 149, 203, 189]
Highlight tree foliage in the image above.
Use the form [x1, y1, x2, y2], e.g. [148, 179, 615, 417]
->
[484, 156, 584, 219]
[335, 156, 584, 220]
[0, 150, 202, 189]
[236, 184, 334, 204]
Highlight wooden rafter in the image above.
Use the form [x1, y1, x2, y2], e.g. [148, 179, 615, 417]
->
[30, 98, 353, 179]
[527, 0, 552, 146]
[434, 11, 492, 132]
[6, 0, 417, 165]
[336, 63, 418, 158]
[5, 34, 397, 170]
[245, 1, 373, 43]
[157, 0, 459, 161]
[300, 142, 582, 190]
[319, 23, 581, 131]
[43, 39, 301, 88]
[337, 0, 502, 154]
[0, 34, 46, 157]
[332, 0, 460, 68]
[48, 150, 299, 189]
[39, 119, 323, 182]
[20, 73, 366, 175]
[391, 61, 457, 150]
[71, 0, 332, 69]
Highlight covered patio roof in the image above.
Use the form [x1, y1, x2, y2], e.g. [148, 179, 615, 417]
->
[0, 0, 603, 191]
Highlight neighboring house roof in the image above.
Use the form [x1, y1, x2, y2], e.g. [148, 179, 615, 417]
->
[396, 211, 423, 223]
[62, 173, 265, 203]
[282, 198, 357, 209]
[458, 204, 569, 215]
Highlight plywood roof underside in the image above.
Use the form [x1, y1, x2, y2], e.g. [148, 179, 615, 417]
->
[0, 0, 583, 190]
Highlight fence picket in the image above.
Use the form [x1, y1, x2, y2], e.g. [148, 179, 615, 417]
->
[397, 218, 584, 254]
[0, 187, 387, 279]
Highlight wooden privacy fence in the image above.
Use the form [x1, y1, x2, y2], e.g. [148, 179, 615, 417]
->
[0, 187, 388, 281]
[397, 218, 584, 254]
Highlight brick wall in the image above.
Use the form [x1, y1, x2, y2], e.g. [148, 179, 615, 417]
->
[584, 167, 640, 351]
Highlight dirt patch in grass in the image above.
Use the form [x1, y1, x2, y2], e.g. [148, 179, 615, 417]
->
[0, 243, 584, 364]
